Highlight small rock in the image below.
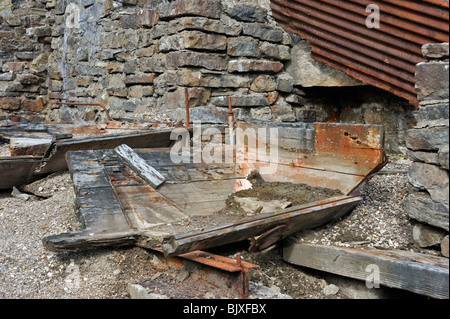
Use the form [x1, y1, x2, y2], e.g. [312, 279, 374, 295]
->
[127, 283, 170, 299]
[322, 284, 340, 296]
[441, 235, 449, 258]
[412, 223, 446, 248]
[11, 187, 30, 201]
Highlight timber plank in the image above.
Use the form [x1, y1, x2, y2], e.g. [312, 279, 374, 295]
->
[114, 144, 166, 189]
[161, 196, 361, 257]
[283, 243, 449, 299]
[0, 156, 43, 190]
[38, 129, 174, 174]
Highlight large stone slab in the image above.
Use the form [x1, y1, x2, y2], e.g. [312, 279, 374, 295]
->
[408, 162, 449, 204]
[158, 0, 221, 19]
[166, 16, 242, 36]
[407, 192, 449, 231]
[228, 59, 283, 73]
[166, 51, 229, 71]
[211, 94, 270, 107]
[406, 126, 449, 152]
[227, 36, 260, 57]
[416, 61, 449, 102]
[159, 31, 227, 52]
[286, 41, 363, 87]
[165, 69, 252, 88]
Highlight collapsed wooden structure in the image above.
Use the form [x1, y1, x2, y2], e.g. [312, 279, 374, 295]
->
[41, 119, 388, 257]
[0, 120, 178, 190]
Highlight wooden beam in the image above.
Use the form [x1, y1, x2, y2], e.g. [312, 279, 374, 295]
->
[283, 242, 449, 299]
[161, 196, 361, 257]
[114, 144, 166, 189]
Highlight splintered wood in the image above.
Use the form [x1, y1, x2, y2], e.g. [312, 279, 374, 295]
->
[114, 144, 166, 189]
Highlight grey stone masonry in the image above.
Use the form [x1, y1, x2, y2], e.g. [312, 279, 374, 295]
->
[406, 42, 449, 251]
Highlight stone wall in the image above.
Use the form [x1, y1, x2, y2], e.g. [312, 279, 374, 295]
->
[406, 43, 449, 256]
[0, 0, 416, 154]
[0, 0, 51, 121]
[44, 0, 298, 124]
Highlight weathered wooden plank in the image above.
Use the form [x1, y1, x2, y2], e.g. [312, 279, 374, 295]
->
[37, 129, 175, 174]
[9, 137, 53, 156]
[114, 144, 166, 189]
[113, 185, 189, 229]
[283, 243, 449, 299]
[159, 179, 238, 216]
[0, 156, 43, 189]
[161, 196, 361, 257]
[42, 230, 141, 252]
[236, 120, 386, 179]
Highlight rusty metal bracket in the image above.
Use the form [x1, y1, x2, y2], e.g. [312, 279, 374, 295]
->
[165, 250, 259, 299]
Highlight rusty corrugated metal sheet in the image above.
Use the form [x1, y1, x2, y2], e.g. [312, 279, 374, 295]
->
[271, 0, 450, 106]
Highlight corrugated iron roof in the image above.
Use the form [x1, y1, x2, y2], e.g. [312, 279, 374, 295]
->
[271, 0, 450, 106]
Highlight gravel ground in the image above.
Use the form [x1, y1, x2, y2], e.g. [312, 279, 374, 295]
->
[0, 157, 441, 299]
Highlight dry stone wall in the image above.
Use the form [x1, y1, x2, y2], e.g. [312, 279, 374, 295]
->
[44, 0, 300, 124]
[0, 0, 51, 121]
[1, 0, 417, 154]
[406, 43, 449, 254]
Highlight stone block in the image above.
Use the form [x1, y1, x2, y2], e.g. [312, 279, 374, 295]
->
[250, 75, 276, 92]
[406, 149, 440, 165]
[414, 101, 449, 129]
[211, 94, 270, 108]
[166, 51, 229, 71]
[167, 16, 242, 36]
[21, 97, 45, 113]
[276, 72, 294, 93]
[286, 94, 305, 106]
[162, 87, 210, 109]
[271, 98, 296, 122]
[422, 43, 449, 59]
[0, 71, 15, 81]
[228, 59, 284, 73]
[441, 235, 449, 257]
[408, 162, 449, 204]
[128, 85, 154, 98]
[159, 31, 227, 52]
[227, 37, 260, 57]
[406, 126, 449, 151]
[407, 191, 449, 231]
[250, 106, 272, 121]
[137, 9, 159, 28]
[139, 55, 166, 73]
[439, 145, 449, 170]
[0, 97, 21, 110]
[165, 106, 230, 124]
[2, 62, 27, 73]
[124, 73, 155, 86]
[286, 41, 363, 87]
[260, 42, 291, 61]
[165, 69, 252, 88]
[242, 23, 284, 43]
[16, 74, 42, 85]
[120, 13, 138, 29]
[416, 61, 449, 102]
[413, 223, 447, 248]
[227, 3, 267, 23]
[158, 0, 221, 20]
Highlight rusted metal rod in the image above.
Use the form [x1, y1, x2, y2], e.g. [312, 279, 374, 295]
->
[56, 101, 112, 122]
[184, 88, 190, 129]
